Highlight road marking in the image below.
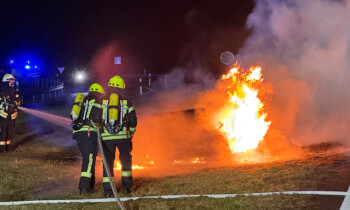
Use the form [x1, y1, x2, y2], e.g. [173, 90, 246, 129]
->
[1, 191, 350, 206]
[340, 185, 350, 210]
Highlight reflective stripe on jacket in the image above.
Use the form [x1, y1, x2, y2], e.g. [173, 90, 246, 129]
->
[73, 125, 97, 134]
[101, 126, 132, 140]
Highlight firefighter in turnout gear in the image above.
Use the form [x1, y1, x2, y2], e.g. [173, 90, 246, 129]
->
[102, 75, 137, 196]
[0, 74, 20, 153]
[71, 83, 104, 194]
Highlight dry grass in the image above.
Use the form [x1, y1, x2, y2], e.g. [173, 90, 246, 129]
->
[1, 141, 347, 209]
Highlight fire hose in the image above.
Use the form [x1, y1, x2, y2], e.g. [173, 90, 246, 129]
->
[96, 128, 126, 210]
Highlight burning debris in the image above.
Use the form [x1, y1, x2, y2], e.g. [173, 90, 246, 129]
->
[218, 64, 271, 153]
[128, 62, 283, 173]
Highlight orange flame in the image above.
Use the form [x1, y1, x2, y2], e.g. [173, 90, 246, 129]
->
[114, 161, 146, 170]
[219, 65, 271, 153]
[173, 157, 206, 165]
[113, 154, 155, 171]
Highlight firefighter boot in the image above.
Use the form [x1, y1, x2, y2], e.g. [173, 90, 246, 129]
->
[5, 143, 12, 152]
[90, 172, 95, 190]
[104, 189, 113, 197]
[79, 177, 94, 195]
[79, 188, 94, 195]
[123, 187, 131, 194]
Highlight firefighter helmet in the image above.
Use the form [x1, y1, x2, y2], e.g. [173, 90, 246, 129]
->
[108, 75, 125, 89]
[89, 83, 105, 94]
[2, 74, 15, 82]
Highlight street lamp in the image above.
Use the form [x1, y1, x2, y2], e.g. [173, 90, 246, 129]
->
[75, 71, 87, 83]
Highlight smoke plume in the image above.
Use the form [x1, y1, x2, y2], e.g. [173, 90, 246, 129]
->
[237, 0, 350, 147]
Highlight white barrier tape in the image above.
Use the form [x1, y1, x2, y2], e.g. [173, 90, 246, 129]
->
[1, 191, 350, 206]
[340, 185, 350, 210]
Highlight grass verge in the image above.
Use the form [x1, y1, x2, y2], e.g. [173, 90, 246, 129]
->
[1, 141, 348, 209]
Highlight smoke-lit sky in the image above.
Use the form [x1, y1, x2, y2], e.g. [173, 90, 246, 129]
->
[0, 0, 254, 75]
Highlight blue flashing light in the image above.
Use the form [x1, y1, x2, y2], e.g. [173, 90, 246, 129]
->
[34, 65, 38, 69]
[9, 59, 15, 64]
[27, 60, 30, 64]
[25, 65, 31, 69]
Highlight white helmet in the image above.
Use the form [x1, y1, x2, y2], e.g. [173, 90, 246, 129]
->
[2, 74, 15, 82]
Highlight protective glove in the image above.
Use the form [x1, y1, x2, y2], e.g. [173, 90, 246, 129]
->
[129, 127, 136, 137]
[0, 110, 8, 118]
[11, 111, 18, 119]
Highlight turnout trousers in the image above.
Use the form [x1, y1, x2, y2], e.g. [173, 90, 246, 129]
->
[102, 139, 133, 191]
[0, 115, 15, 152]
[73, 131, 98, 190]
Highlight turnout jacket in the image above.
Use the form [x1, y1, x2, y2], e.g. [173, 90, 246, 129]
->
[101, 94, 137, 140]
[0, 85, 20, 119]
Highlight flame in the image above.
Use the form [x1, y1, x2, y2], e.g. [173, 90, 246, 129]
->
[173, 157, 206, 165]
[114, 161, 146, 170]
[219, 65, 271, 153]
[191, 157, 206, 164]
[113, 154, 155, 171]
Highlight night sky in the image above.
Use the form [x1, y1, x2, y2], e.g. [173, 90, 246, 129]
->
[0, 0, 254, 76]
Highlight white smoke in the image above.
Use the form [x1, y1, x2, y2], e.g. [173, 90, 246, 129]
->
[238, 0, 350, 146]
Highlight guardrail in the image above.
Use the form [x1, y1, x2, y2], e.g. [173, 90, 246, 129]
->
[18, 78, 65, 104]
[18, 73, 167, 104]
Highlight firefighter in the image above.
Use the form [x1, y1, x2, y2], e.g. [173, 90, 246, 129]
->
[71, 83, 104, 194]
[0, 74, 20, 153]
[101, 75, 137, 196]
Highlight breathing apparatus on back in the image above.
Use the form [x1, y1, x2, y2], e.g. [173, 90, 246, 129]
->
[70, 93, 85, 130]
[104, 76, 127, 134]
[71, 83, 105, 130]
[71, 93, 85, 121]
